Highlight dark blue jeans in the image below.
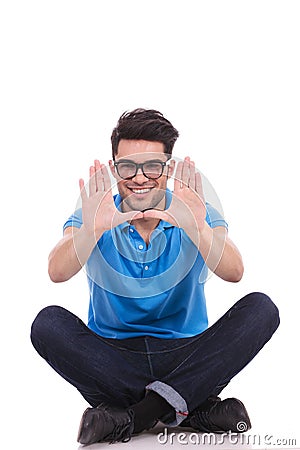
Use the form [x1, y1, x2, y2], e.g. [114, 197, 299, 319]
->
[30, 292, 279, 426]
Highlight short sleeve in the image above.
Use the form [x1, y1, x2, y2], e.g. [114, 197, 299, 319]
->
[205, 203, 228, 230]
[63, 208, 83, 232]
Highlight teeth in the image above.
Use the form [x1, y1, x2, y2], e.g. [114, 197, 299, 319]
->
[131, 188, 151, 194]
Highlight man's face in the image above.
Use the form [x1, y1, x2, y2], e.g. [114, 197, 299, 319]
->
[110, 139, 175, 212]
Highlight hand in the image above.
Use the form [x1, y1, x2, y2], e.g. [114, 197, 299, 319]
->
[79, 160, 143, 239]
[143, 157, 206, 239]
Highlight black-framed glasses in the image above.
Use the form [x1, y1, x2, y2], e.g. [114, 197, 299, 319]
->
[114, 159, 169, 180]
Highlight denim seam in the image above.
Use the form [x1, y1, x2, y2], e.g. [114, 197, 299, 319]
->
[144, 337, 154, 377]
[97, 335, 204, 354]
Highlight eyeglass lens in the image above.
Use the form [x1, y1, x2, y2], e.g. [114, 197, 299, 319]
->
[117, 161, 164, 179]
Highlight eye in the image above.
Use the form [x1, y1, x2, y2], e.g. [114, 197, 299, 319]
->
[119, 163, 135, 169]
[144, 162, 162, 171]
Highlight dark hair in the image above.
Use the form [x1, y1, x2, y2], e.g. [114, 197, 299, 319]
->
[111, 108, 179, 159]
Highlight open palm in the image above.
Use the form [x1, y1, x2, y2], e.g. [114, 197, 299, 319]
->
[79, 160, 142, 239]
[143, 157, 206, 237]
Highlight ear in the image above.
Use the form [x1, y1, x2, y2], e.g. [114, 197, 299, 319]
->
[167, 159, 176, 177]
[109, 160, 118, 180]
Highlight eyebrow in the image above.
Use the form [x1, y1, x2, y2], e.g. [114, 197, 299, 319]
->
[115, 158, 168, 164]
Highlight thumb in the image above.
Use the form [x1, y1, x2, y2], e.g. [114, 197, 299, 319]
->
[122, 210, 144, 222]
[142, 209, 165, 220]
[143, 209, 178, 226]
[111, 210, 144, 228]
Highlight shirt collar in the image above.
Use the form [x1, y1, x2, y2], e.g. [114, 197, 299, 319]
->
[114, 188, 174, 231]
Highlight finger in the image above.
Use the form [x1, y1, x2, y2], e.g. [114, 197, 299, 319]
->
[122, 211, 144, 222]
[102, 164, 112, 192]
[195, 171, 204, 201]
[173, 160, 183, 191]
[189, 159, 196, 191]
[89, 165, 97, 196]
[94, 159, 104, 191]
[142, 209, 165, 220]
[112, 210, 144, 228]
[79, 178, 88, 201]
[181, 157, 190, 187]
[143, 209, 178, 227]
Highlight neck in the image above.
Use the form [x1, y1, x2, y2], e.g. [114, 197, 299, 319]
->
[130, 217, 160, 245]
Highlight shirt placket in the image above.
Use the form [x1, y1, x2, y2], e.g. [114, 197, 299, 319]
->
[129, 227, 151, 278]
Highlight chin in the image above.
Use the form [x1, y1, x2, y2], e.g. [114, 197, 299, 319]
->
[126, 201, 153, 212]
[121, 190, 166, 212]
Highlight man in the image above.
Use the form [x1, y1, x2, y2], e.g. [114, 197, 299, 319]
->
[31, 108, 280, 445]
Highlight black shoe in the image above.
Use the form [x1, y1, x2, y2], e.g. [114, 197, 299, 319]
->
[182, 396, 251, 434]
[77, 403, 135, 445]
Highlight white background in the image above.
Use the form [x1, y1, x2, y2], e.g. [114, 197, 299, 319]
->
[1, 1, 299, 449]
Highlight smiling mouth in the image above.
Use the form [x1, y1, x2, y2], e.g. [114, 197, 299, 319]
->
[128, 187, 153, 194]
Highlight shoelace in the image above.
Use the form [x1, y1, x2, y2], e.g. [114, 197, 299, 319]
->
[191, 408, 221, 433]
[105, 408, 135, 444]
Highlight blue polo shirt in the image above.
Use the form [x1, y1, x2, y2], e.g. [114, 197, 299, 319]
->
[63, 190, 228, 339]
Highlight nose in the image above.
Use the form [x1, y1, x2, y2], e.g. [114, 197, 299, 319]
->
[132, 167, 148, 183]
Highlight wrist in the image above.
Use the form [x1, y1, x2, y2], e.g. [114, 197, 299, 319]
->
[80, 224, 105, 242]
[198, 220, 213, 241]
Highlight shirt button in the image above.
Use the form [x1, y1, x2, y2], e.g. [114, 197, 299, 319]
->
[130, 228, 134, 233]
[138, 244, 144, 250]
[145, 265, 149, 270]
